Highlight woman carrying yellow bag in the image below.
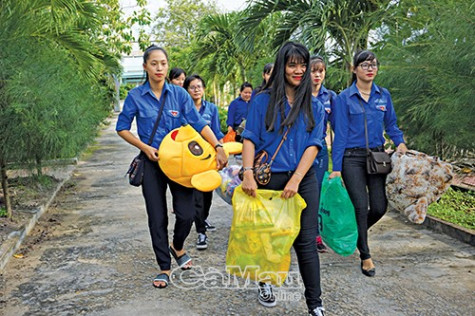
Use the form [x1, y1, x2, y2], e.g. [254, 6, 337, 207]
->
[240, 41, 326, 316]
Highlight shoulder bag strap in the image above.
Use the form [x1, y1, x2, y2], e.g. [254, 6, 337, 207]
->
[268, 128, 290, 167]
[358, 98, 371, 155]
[147, 91, 168, 146]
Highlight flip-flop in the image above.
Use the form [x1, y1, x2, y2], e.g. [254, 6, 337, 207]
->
[153, 273, 169, 288]
[169, 246, 192, 270]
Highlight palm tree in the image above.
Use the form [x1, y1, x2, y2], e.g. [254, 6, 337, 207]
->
[240, 0, 389, 87]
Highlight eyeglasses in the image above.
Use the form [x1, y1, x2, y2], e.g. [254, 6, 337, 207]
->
[359, 62, 378, 71]
[189, 85, 203, 91]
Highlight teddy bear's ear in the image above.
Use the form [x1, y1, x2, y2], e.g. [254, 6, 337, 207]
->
[191, 170, 222, 192]
[223, 142, 243, 155]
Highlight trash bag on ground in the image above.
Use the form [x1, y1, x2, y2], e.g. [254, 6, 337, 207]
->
[386, 150, 454, 224]
[215, 165, 242, 205]
[319, 172, 358, 257]
[226, 186, 306, 286]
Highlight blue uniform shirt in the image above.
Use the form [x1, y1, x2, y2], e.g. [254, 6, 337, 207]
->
[332, 82, 405, 171]
[198, 100, 224, 140]
[116, 81, 207, 149]
[226, 96, 249, 128]
[242, 92, 324, 172]
[316, 85, 337, 137]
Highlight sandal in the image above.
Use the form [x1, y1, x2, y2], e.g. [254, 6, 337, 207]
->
[153, 273, 169, 288]
[169, 246, 192, 270]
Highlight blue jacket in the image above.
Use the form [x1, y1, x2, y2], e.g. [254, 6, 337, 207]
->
[316, 85, 337, 138]
[226, 96, 249, 128]
[116, 81, 207, 149]
[332, 82, 405, 171]
[198, 100, 224, 140]
[242, 92, 324, 172]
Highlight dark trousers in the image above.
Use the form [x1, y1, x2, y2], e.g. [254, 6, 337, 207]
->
[314, 142, 328, 236]
[142, 158, 195, 271]
[259, 168, 322, 310]
[194, 190, 213, 234]
[341, 148, 388, 260]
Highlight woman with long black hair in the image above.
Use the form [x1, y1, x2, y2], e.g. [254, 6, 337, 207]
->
[241, 41, 326, 316]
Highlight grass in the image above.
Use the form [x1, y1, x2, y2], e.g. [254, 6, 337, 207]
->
[427, 188, 475, 230]
[0, 207, 7, 217]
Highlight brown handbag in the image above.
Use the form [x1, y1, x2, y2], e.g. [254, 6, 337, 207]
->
[239, 129, 289, 185]
[359, 99, 392, 175]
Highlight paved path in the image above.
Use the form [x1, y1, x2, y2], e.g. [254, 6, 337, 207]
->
[1, 114, 474, 316]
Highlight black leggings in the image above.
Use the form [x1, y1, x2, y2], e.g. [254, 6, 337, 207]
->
[259, 168, 322, 310]
[342, 149, 387, 260]
[194, 190, 213, 234]
[142, 158, 195, 271]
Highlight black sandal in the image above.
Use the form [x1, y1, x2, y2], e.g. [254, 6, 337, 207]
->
[169, 246, 192, 270]
[153, 273, 170, 288]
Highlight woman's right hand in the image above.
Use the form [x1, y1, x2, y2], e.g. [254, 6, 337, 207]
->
[328, 171, 341, 179]
[143, 145, 159, 162]
[241, 170, 257, 198]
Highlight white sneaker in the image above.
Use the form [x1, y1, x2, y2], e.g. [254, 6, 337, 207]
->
[257, 282, 276, 307]
[196, 233, 208, 250]
[309, 306, 325, 316]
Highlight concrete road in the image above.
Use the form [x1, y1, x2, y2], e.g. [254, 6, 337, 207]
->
[1, 114, 474, 316]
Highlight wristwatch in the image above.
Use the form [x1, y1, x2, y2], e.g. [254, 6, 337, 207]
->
[214, 143, 223, 150]
[242, 167, 254, 172]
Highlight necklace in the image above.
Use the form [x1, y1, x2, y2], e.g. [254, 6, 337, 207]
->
[359, 90, 371, 96]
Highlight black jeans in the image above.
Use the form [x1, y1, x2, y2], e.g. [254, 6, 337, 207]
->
[259, 168, 322, 310]
[142, 158, 195, 271]
[342, 148, 388, 260]
[194, 190, 213, 234]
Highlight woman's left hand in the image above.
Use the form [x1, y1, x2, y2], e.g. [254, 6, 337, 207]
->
[396, 143, 408, 154]
[215, 147, 228, 170]
[281, 177, 300, 199]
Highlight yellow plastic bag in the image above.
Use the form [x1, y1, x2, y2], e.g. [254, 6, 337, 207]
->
[226, 186, 306, 286]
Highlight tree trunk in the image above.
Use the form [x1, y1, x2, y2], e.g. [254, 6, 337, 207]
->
[0, 157, 12, 219]
[35, 154, 43, 176]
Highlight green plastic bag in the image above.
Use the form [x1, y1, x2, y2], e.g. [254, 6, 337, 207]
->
[319, 172, 358, 256]
[226, 185, 306, 286]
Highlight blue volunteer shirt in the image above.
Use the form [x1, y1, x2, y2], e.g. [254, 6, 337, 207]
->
[332, 82, 405, 171]
[226, 96, 249, 128]
[198, 100, 224, 140]
[242, 92, 324, 172]
[316, 85, 337, 137]
[116, 81, 207, 149]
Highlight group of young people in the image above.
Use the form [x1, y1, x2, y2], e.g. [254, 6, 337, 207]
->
[116, 41, 407, 316]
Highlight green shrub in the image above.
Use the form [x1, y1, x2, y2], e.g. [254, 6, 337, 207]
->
[428, 188, 475, 230]
[119, 83, 136, 100]
[218, 106, 228, 135]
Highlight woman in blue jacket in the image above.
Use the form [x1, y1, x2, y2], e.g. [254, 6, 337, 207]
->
[116, 45, 227, 288]
[184, 74, 224, 250]
[226, 82, 253, 140]
[330, 50, 407, 277]
[241, 41, 326, 316]
[310, 55, 336, 253]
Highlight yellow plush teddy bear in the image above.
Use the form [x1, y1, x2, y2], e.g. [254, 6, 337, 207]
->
[158, 124, 242, 191]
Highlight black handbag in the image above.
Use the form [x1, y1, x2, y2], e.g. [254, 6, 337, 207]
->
[127, 92, 167, 186]
[359, 99, 392, 175]
[239, 129, 289, 185]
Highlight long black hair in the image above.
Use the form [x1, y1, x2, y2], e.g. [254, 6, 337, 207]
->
[142, 44, 168, 84]
[264, 41, 314, 133]
[255, 63, 273, 94]
[352, 50, 379, 83]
